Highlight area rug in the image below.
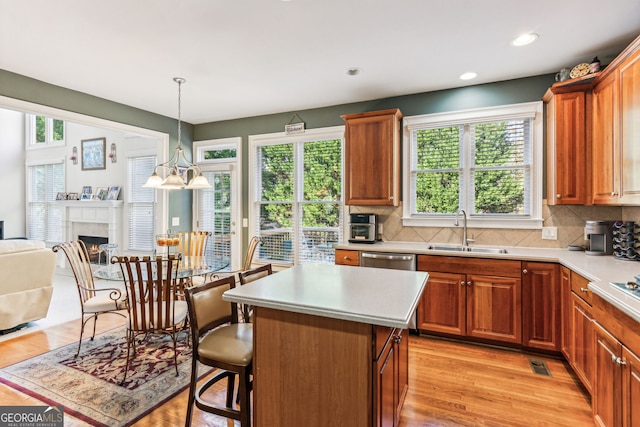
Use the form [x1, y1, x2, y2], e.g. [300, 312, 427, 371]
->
[0, 328, 217, 426]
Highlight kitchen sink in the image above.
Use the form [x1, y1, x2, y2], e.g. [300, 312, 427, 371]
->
[426, 244, 508, 254]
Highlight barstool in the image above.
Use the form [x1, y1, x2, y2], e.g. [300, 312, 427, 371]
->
[184, 275, 253, 427]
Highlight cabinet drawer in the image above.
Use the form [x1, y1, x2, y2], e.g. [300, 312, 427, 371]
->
[335, 249, 359, 266]
[571, 271, 592, 305]
[418, 255, 521, 277]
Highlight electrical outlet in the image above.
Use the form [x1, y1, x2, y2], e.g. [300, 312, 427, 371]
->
[541, 226, 557, 240]
[172, 217, 180, 227]
[242, 218, 248, 227]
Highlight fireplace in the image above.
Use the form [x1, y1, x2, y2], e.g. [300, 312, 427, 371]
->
[78, 235, 109, 265]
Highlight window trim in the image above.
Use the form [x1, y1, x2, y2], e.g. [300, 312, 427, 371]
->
[25, 114, 66, 149]
[248, 126, 344, 266]
[402, 102, 543, 229]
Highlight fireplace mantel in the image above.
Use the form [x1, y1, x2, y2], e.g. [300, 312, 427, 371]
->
[60, 200, 124, 246]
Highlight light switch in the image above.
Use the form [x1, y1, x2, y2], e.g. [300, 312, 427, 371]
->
[172, 217, 180, 226]
[242, 218, 248, 227]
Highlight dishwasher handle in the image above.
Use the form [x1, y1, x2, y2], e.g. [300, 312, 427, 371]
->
[361, 252, 414, 262]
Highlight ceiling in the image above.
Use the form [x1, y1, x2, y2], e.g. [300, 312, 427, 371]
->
[1, 0, 639, 124]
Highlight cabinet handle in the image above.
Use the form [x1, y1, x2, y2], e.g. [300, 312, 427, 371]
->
[611, 192, 618, 196]
[467, 281, 472, 286]
[394, 335, 402, 344]
[389, 196, 394, 201]
[616, 356, 627, 366]
[460, 281, 466, 286]
[522, 269, 528, 274]
[556, 194, 561, 199]
[580, 287, 589, 293]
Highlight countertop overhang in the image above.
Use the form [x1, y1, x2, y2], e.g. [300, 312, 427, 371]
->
[223, 263, 428, 329]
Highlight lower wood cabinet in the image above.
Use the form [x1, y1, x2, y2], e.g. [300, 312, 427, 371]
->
[572, 291, 595, 394]
[374, 327, 408, 427]
[334, 249, 359, 266]
[417, 256, 522, 345]
[522, 262, 561, 351]
[560, 266, 572, 359]
[593, 322, 640, 427]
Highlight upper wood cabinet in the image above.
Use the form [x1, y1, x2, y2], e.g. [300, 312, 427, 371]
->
[591, 35, 640, 205]
[618, 45, 640, 204]
[341, 109, 402, 206]
[543, 86, 591, 205]
[592, 70, 620, 204]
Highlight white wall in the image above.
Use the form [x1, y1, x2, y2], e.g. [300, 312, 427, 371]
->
[1, 105, 166, 241]
[0, 109, 26, 238]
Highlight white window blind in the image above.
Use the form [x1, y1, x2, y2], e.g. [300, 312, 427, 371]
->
[127, 155, 156, 251]
[250, 127, 343, 265]
[197, 169, 233, 268]
[403, 102, 543, 229]
[27, 162, 64, 242]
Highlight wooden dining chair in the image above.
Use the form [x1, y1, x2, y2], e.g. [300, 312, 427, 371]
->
[52, 240, 126, 357]
[238, 263, 273, 322]
[176, 231, 211, 287]
[113, 254, 188, 385]
[184, 275, 253, 427]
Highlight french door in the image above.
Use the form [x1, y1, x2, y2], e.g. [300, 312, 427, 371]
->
[195, 165, 240, 272]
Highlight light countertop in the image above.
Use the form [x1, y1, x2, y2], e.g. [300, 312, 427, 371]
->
[223, 263, 428, 329]
[335, 241, 640, 322]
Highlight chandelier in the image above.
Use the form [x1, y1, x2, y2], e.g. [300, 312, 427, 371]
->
[143, 77, 211, 190]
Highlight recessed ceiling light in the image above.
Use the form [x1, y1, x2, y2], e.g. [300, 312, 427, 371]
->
[512, 33, 539, 46]
[346, 68, 361, 76]
[459, 72, 477, 80]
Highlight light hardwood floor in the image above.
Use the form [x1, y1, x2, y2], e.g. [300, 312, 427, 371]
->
[0, 312, 593, 426]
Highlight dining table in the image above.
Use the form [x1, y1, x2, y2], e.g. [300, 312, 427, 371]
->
[93, 256, 229, 283]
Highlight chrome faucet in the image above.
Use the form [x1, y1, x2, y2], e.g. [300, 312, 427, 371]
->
[454, 209, 469, 248]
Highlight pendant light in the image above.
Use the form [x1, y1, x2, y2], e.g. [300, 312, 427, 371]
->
[143, 77, 211, 190]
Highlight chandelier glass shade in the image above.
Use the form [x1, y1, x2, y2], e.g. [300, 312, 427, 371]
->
[143, 77, 211, 190]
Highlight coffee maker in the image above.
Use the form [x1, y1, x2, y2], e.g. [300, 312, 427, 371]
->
[585, 220, 613, 256]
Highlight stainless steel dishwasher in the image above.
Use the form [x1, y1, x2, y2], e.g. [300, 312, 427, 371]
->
[360, 251, 418, 330]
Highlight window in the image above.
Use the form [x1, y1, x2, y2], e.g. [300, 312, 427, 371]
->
[403, 102, 543, 229]
[127, 155, 156, 251]
[249, 127, 343, 265]
[27, 160, 65, 243]
[27, 114, 65, 147]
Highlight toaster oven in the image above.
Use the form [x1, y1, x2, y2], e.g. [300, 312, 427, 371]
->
[348, 213, 378, 243]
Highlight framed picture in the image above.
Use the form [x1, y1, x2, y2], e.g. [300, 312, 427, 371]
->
[80, 193, 92, 200]
[56, 192, 67, 200]
[68, 192, 80, 200]
[81, 137, 106, 171]
[96, 187, 108, 200]
[82, 186, 92, 194]
[106, 186, 121, 200]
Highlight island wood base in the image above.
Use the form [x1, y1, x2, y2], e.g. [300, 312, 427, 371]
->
[253, 306, 408, 427]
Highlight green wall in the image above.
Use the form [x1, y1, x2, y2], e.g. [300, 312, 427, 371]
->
[0, 68, 554, 234]
[0, 68, 195, 228]
[194, 73, 555, 221]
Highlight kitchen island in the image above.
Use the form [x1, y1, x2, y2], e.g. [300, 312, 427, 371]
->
[223, 263, 428, 427]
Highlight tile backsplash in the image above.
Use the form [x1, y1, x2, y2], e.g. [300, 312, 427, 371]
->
[350, 203, 640, 249]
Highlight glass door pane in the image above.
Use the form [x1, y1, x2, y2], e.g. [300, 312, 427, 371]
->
[197, 169, 234, 271]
